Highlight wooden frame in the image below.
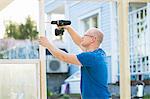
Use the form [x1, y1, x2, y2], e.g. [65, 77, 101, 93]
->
[118, 0, 131, 99]
[117, 0, 150, 99]
[129, 0, 150, 3]
[39, 0, 47, 99]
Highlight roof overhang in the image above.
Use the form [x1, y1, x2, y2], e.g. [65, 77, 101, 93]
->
[0, 0, 14, 11]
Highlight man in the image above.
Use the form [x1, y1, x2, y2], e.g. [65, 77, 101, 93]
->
[39, 25, 110, 99]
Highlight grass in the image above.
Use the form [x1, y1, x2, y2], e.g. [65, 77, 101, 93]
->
[143, 94, 150, 99]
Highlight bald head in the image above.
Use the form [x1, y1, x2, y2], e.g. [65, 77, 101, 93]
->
[86, 28, 104, 46]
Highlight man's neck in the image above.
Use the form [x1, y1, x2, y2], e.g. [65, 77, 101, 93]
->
[84, 46, 99, 52]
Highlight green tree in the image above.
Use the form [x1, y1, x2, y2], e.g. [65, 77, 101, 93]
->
[5, 21, 18, 38]
[25, 16, 38, 40]
[18, 23, 27, 39]
[5, 16, 38, 40]
[0, 53, 3, 59]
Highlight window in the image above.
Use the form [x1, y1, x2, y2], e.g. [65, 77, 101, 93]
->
[82, 14, 98, 32]
[0, 63, 40, 99]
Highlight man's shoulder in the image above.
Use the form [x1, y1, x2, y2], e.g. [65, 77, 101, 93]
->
[93, 48, 106, 56]
[77, 48, 106, 60]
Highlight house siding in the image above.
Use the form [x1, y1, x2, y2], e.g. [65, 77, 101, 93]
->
[67, 2, 112, 55]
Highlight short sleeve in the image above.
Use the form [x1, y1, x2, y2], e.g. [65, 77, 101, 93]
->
[76, 52, 96, 67]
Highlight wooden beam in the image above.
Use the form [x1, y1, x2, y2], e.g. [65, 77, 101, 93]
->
[118, 0, 131, 99]
[129, 0, 150, 3]
[39, 0, 47, 99]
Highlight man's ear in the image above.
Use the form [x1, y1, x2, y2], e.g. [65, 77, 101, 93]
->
[91, 37, 96, 43]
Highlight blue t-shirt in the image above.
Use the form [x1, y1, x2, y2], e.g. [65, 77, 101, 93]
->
[77, 48, 110, 99]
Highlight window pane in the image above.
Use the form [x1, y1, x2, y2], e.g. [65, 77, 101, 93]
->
[84, 19, 90, 32]
[82, 14, 98, 32]
[92, 15, 98, 28]
[0, 64, 39, 99]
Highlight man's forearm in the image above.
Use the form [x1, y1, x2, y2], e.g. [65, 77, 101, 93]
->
[66, 26, 82, 46]
[47, 44, 69, 62]
[47, 44, 81, 65]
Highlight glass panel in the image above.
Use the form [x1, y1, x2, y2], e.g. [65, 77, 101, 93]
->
[92, 15, 98, 28]
[83, 14, 98, 33]
[83, 19, 90, 32]
[0, 64, 38, 99]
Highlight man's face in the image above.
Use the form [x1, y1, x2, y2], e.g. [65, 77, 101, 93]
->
[80, 32, 96, 47]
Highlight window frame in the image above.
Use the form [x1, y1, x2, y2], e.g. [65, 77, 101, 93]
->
[78, 9, 101, 35]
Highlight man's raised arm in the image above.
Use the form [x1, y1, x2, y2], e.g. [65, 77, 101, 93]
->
[60, 25, 84, 50]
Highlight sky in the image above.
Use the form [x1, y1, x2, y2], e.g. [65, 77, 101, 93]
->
[0, 0, 39, 39]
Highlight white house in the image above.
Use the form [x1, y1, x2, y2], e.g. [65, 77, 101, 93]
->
[45, 1, 150, 84]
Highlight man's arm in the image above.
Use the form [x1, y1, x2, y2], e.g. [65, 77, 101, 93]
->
[39, 36, 81, 66]
[47, 45, 81, 66]
[61, 25, 85, 51]
[65, 26, 81, 45]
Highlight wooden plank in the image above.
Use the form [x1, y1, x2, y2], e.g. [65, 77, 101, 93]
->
[39, 0, 47, 99]
[118, 0, 131, 99]
[0, 59, 39, 64]
[129, 0, 150, 3]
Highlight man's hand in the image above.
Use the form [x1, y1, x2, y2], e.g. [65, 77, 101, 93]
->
[57, 25, 70, 30]
[38, 36, 50, 48]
